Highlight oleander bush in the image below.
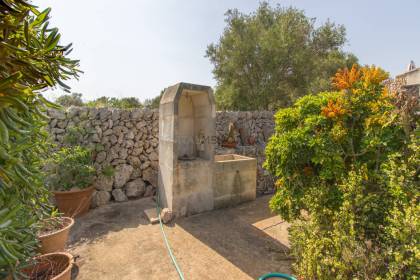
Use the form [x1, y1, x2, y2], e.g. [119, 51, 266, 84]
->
[265, 65, 419, 279]
[0, 1, 80, 277]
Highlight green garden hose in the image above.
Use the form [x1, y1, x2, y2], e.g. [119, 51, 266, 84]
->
[156, 192, 186, 280]
[258, 272, 297, 280]
[156, 193, 295, 280]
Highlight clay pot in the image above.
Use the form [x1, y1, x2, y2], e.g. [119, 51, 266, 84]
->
[22, 252, 73, 280]
[238, 127, 248, 145]
[53, 186, 94, 218]
[38, 217, 74, 254]
[222, 142, 236, 148]
[247, 135, 256, 145]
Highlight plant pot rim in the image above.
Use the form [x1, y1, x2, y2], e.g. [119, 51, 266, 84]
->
[222, 142, 236, 148]
[52, 185, 94, 194]
[38, 217, 74, 239]
[29, 252, 73, 280]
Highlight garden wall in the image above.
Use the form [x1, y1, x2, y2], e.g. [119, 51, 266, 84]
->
[46, 107, 275, 208]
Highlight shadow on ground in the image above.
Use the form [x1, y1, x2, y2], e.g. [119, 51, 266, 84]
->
[68, 195, 292, 279]
[69, 197, 154, 245]
[175, 195, 292, 279]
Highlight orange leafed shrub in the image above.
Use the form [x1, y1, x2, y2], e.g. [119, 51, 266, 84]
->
[361, 65, 389, 88]
[326, 64, 389, 120]
[332, 64, 360, 90]
[266, 62, 416, 280]
[332, 64, 389, 91]
[321, 99, 347, 118]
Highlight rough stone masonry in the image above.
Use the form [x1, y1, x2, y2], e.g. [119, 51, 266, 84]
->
[47, 107, 275, 208]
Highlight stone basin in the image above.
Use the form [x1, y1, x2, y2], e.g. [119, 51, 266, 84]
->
[213, 154, 257, 209]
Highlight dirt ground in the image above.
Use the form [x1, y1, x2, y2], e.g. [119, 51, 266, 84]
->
[68, 195, 292, 280]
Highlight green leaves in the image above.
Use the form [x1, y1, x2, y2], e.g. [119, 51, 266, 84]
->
[0, 72, 23, 90]
[0, 195, 39, 278]
[207, 2, 357, 110]
[0, 118, 9, 145]
[84, 96, 144, 109]
[265, 67, 418, 279]
[0, 0, 80, 276]
[44, 146, 95, 191]
[44, 28, 60, 52]
[30, 7, 51, 28]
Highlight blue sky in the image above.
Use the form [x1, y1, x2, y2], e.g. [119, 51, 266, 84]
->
[40, 0, 420, 102]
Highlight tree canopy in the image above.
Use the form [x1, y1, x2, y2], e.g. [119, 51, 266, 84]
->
[143, 89, 163, 109]
[207, 2, 357, 110]
[56, 92, 162, 109]
[85, 96, 143, 109]
[56, 92, 84, 107]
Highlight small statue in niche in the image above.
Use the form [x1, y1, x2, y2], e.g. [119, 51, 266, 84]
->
[222, 122, 237, 148]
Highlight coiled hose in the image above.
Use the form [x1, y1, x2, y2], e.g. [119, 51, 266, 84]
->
[258, 272, 297, 280]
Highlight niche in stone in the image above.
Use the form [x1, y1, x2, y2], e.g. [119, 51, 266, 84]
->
[177, 90, 212, 161]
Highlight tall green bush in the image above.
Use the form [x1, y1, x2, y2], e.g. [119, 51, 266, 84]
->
[265, 65, 419, 279]
[0, 1, 80, 277]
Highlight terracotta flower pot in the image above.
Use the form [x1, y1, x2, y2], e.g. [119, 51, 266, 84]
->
[38, 217, 74, 254]
[53, 186, 94, 218]
[222, 142, 236, 148]
[247, 135, 256, 145]
[22, 252, 73, 280]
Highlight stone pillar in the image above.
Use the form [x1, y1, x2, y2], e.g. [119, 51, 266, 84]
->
[158, 83, 216, 217]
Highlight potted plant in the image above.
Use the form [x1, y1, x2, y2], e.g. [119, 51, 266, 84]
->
[20, 252, 74, 280]
[37, 216, 75, 254]
[45, 146, 95, 217]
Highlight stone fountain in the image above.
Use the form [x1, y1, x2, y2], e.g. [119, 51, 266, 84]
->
[147, 82, 257, 220]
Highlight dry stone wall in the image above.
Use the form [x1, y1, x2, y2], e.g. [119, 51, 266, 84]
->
[47, 107, 275, 208]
